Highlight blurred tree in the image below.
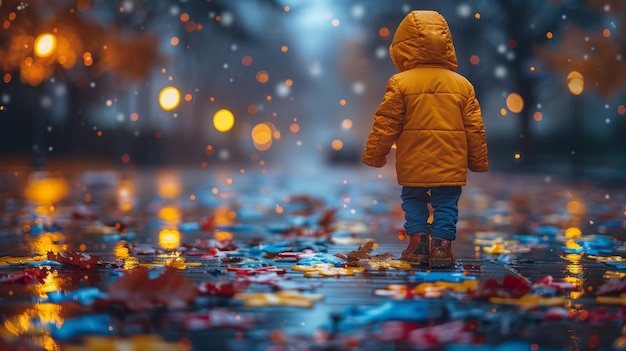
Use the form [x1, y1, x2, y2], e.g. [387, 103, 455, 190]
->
[460, 0, 624, 175]
[536, 0, 626, 175]
[0, 0, 163, 167]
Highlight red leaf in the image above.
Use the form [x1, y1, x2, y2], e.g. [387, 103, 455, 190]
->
[198, 281, 250, 297]
[533, 275, 576, 291]
[47, 251, 100, 269]
[0, 268, 48, 285]
[470, 275, 531, 299]
[597, 278, 626, 296]
[98, 267, 197, 313]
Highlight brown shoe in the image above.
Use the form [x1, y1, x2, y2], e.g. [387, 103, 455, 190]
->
[430, 237, 455, 268]
[401, 233, 430, 265]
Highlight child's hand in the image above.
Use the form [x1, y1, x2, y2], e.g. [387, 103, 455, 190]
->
[362, 156, 386, 168]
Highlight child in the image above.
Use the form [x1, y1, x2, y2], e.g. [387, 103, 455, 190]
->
[362, 10, 488, 268]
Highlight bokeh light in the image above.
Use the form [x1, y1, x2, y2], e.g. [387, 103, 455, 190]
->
[251, 123, 272, 145]
[565, 227, 582, 239]
[157, 173, 182, 199]
[117, 179, 134, 212]
[567, 71, 584, 95]
[566, 200, 585, 214]
[158, 205, 181, 223]
[378, 27, 391, 40]
[290, 122, 300, 133]
[158, 86, 181, 111]
[506, 93, 524, 113]
[256, 70, 269, 83]
[331, 139, 343, 150]
[34, 33, 57, 58]
[158, 228, 181, 250]
[213, 108, 235, 132]
[24, 175, 69, 204]
[241, 55, 252, 66]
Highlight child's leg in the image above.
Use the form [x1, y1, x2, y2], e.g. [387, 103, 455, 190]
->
[429, 186, 462, 268]
[400, 186, 431, 264]
[430, 186, 462, 240]
[400, 186, 431, 235]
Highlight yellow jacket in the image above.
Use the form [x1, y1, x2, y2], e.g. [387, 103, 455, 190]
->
[363, 10, 488, 187]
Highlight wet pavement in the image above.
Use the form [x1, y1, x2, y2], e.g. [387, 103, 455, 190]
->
[1, 162, 626, 351]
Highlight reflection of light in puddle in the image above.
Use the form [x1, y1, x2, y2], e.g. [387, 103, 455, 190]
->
[214, 206, 235, 241]
[603, 271, 626, 279]
[33, 205, 57, 217]
[563, 253, 581, 262]
[4, 313, 62, 351]
[117, 179, 135, 212]
[114, 241, 138, 270]
[4, 303, 63, 351]
[564, 254, 585, 300]
[36, 270, 63, 298]
[156, 171, 182, 199]
[565, 239, 582, 251]
[28, 233, 67, 257]
[158, 206, 181, 223]
[4, 270, 65, 351]
[159, 228, 181, 250]
[24, 173, 69, 205]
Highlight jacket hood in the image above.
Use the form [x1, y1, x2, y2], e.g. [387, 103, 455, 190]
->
[389, 10, 458, 72]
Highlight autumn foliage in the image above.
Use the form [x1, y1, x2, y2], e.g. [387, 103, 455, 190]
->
[96, 267, 198, 313]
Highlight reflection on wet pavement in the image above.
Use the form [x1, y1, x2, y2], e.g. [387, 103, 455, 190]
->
[1, 165, 625, 350]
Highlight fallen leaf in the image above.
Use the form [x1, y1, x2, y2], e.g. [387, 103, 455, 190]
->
[347, 239, 378, 261]
[95, 267, 197, 313]
[47, 251, 100, 269]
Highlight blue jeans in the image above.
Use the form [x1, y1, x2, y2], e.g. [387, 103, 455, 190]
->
[401, 186, 462, 241]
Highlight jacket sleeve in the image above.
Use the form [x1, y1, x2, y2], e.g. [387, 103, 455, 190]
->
[463, 86, 489, 172]
[362, 78, 405, 168]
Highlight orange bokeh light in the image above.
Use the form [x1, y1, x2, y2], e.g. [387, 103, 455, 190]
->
[256, 70, 269, 83]
[331, 139, 344, 151]
[506, 93, 524, 113]
[378, 27, 391, 40]
[241, 55, 253, 66]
